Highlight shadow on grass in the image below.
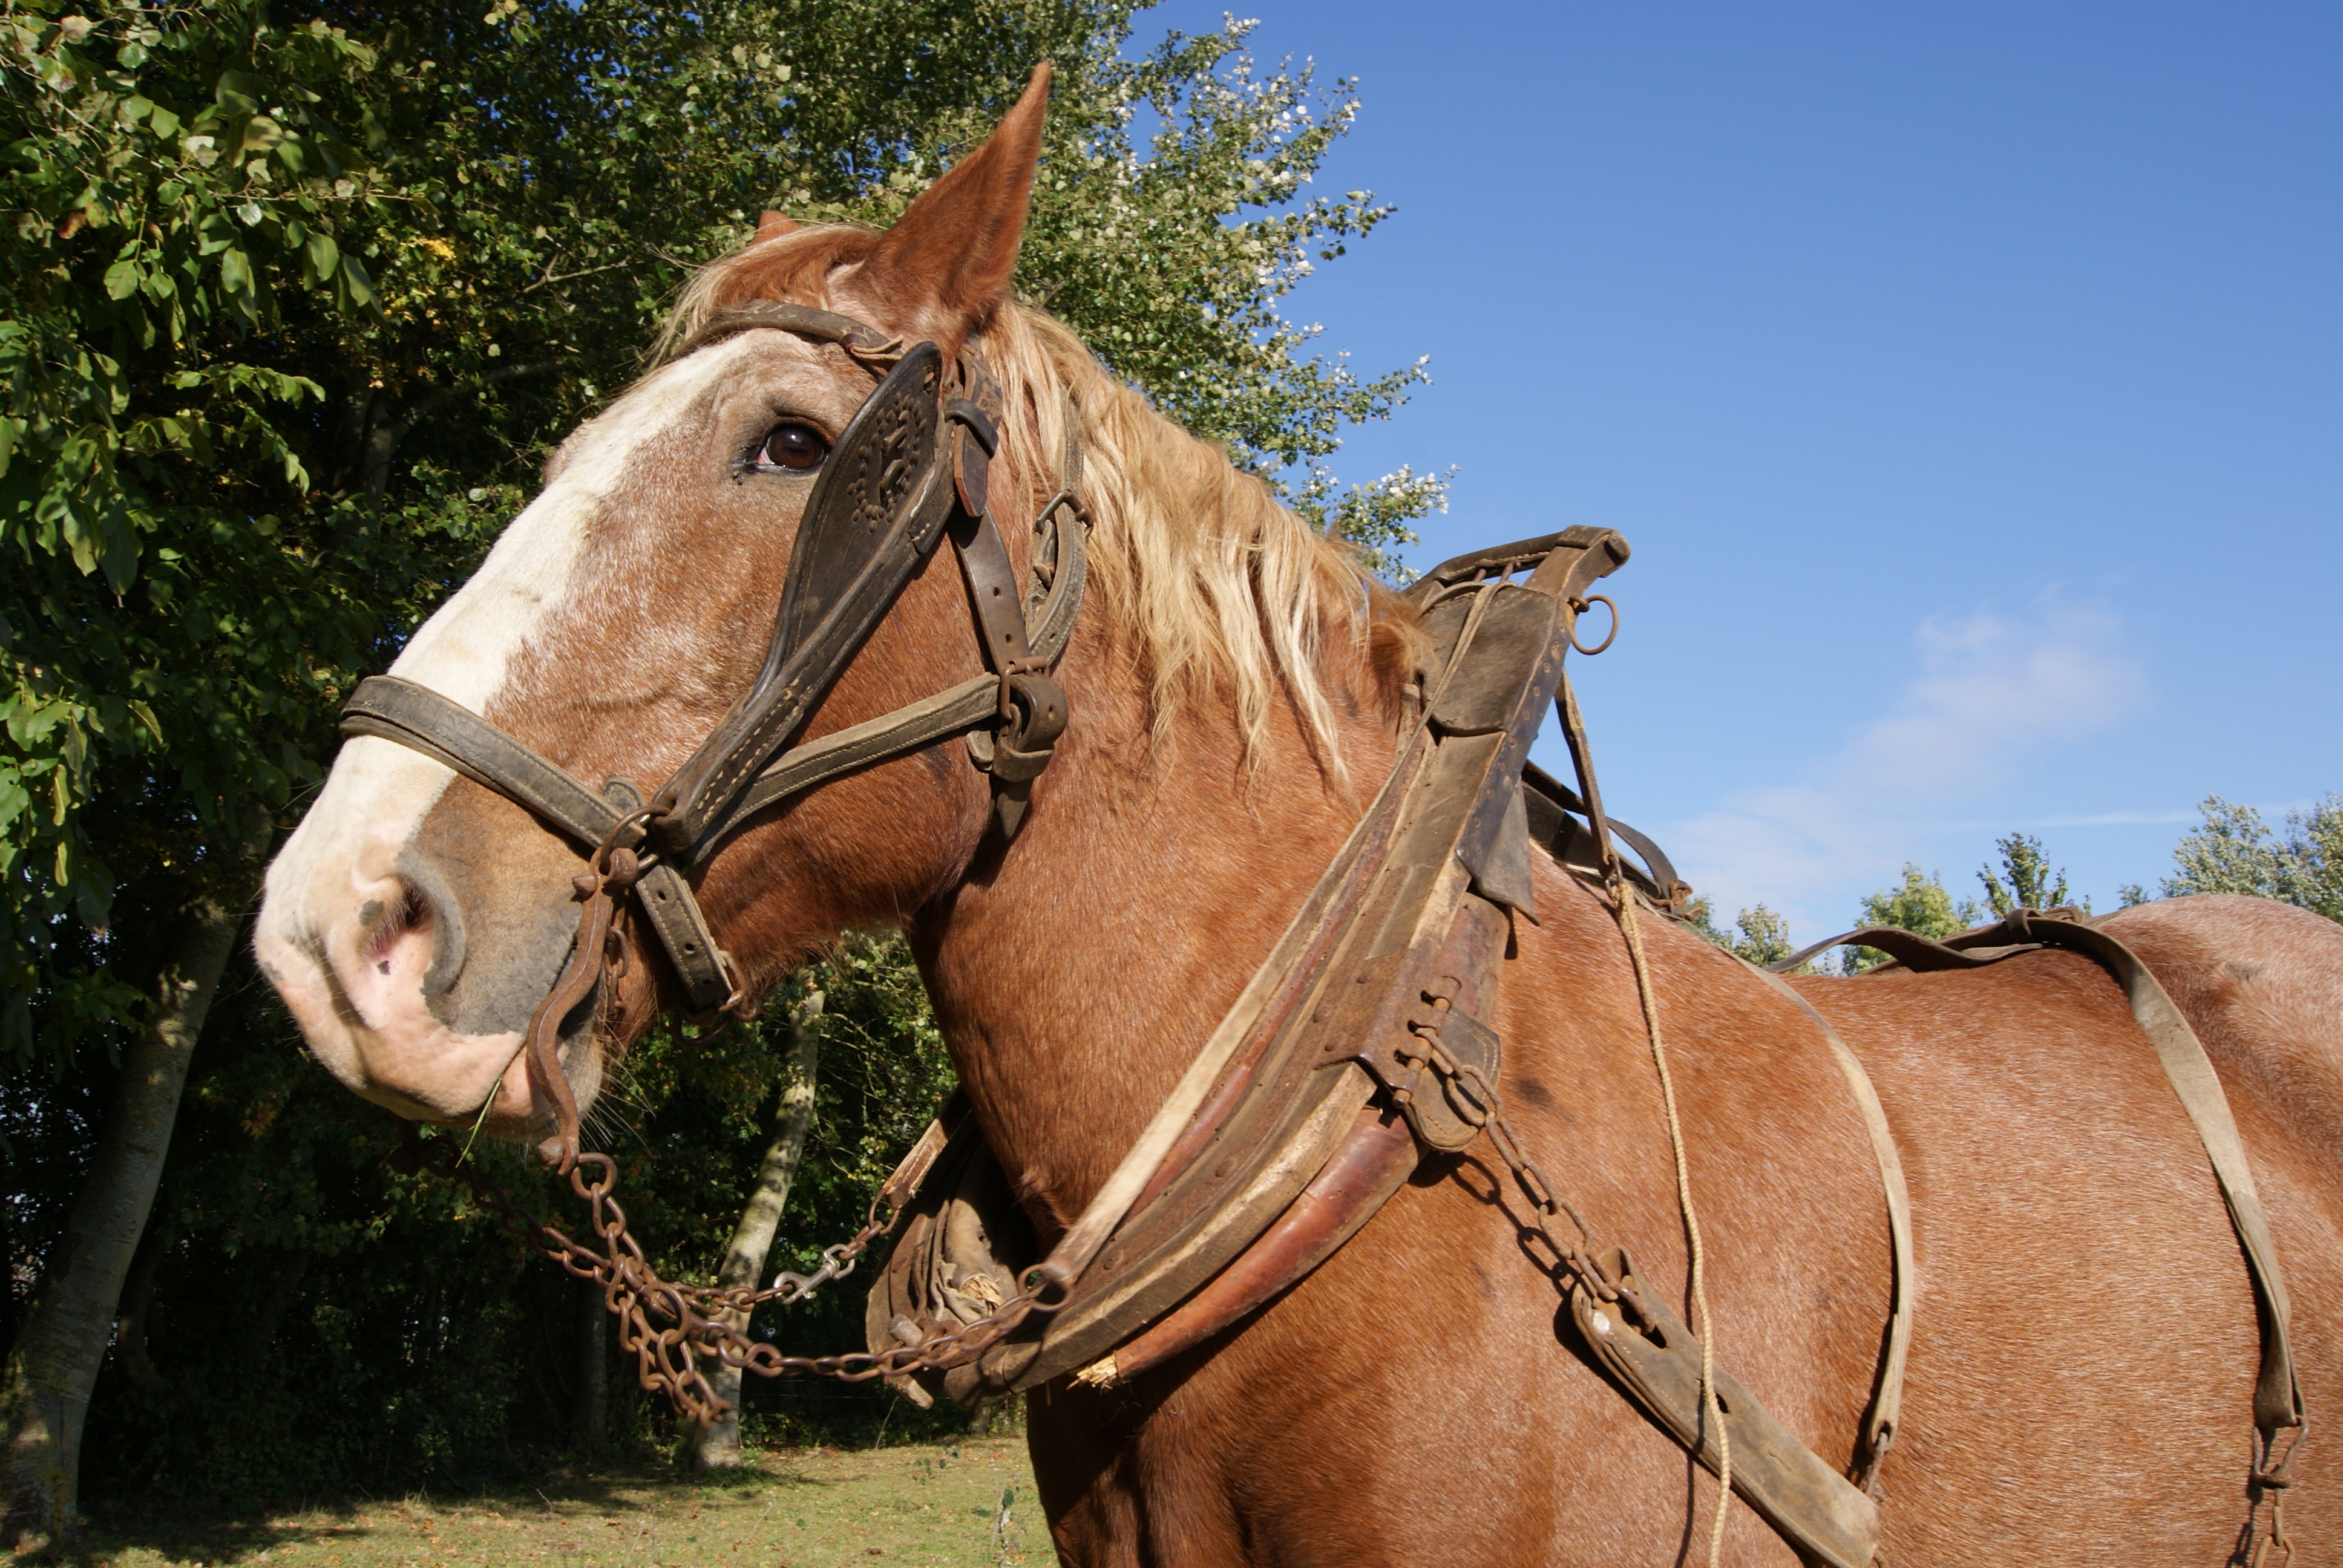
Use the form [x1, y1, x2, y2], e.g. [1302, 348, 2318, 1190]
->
[58, 1432, 1027, 1567]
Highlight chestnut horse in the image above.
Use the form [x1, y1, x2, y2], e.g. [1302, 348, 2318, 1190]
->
[256, 70, 2342, 1564]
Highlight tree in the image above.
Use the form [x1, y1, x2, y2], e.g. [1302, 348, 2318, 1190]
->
[7, 0, 1444, 1521]
[1840, 864, 1982, 974]
[690, 988, 822, 1471]
[2160, 795, 2342, 923]
[0, 814, 263, 1547]
[1685, 898, 1797, 969]
[1977, 832, 2079, 917]
[0, 9, 447, 1536]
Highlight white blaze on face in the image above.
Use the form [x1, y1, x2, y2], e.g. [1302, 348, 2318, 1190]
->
[255, 339, 759, 1119]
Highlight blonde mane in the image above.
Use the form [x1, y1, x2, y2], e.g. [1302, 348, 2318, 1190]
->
[656, 224, 1420, 783]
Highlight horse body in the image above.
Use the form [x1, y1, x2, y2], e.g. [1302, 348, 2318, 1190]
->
[253, 68, 2341, 1564]
[1814, 895, 2343, 1561]
[929, 691, 2343, 1563]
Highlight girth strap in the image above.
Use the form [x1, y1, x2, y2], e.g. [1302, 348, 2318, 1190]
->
[1776, 910, 2305, 1445]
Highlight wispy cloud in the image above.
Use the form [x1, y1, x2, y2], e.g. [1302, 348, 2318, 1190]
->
[1667, 596, 2149, 932]
[1980, 809, 2197, 829]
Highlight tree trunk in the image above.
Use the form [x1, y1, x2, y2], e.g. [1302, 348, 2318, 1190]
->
[571, 1276, 607, 1457]
[111, 1228, 167, 1394]
[0, 852, 256, 1548]
[690, 987, 823, 1470]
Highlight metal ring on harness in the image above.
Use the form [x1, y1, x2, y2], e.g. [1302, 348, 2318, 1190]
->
[1034, 486, 1092, 530]
[1568, 593, 1619, 656]
[591, 803, 665, 874]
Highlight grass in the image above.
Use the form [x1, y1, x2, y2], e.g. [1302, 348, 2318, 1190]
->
[67, 1435, 1043, 1568]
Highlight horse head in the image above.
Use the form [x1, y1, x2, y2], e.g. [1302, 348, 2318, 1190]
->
[255, 62, 1424, 1160]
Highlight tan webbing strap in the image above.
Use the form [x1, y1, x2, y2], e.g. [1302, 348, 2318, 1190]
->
[2020, 916, 2301, 1436]
[1735, 955, 1915, 1491]
[1777, 912, 2302, 1444]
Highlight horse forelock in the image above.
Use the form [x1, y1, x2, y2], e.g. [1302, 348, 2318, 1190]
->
[657, 224, 1429, 786]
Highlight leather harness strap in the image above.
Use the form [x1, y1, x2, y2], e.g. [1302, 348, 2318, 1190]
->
[354, 299, 2295, 1560]
[865, 528, 1889, 1568]
[942, 377, 1070, 835]
[1777, 911, 2307, 1478]
[341, 681, 736, 1011]
[663, 301, 908, 370]
[1732, 954, 1916, 1493]
[648, 344, 959, 858]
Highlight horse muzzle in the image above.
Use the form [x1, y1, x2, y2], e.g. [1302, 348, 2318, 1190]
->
[256, 766, 611, 1135]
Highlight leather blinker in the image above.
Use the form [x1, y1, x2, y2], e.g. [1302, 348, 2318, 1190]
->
[649, 343, 955, 857]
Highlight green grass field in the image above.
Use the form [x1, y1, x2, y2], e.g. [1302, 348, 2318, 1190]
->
[69, 1436, 1043, 1568]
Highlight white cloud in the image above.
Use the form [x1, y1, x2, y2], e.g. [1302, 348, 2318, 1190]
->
[1667, 596, 2149, 933]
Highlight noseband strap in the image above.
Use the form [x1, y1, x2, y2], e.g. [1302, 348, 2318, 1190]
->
[338, 308, 1090, 1157]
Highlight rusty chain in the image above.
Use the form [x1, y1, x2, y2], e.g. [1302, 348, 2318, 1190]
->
[388, 1128, 1061, 1426]
[1394, 1022, 1627, 1313]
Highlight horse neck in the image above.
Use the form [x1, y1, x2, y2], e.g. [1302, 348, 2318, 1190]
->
[911, 636, 1403, 1240]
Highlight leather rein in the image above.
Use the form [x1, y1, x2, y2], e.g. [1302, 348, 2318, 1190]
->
[341, 304, 1090, 1168]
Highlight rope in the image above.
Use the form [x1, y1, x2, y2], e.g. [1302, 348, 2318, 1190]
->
[1613, 877, 1731, 1568]
[1557, 652, 1731, 1564]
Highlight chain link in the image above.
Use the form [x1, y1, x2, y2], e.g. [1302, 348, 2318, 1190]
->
[1411, 1035, 1620, 1307]
[390, 1131, 1060, 1426]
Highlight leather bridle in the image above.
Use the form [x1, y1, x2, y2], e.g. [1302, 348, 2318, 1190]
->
[338, 304, 1090, 1167]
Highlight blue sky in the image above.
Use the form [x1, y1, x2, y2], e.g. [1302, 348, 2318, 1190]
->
[1138, 1, 2341, 936]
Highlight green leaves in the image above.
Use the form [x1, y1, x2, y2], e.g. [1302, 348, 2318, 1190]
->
[1978, 832, 2073, 917]
[1686, 898, 1800, 969]
[302, 227, 336, 284]
[335, 247, 373, 310]
[1, 1, 400, 1060]
[215, 242, 250, 296]
[2162, 795, 2343, 922]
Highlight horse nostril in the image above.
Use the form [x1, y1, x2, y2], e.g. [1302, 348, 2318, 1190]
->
[393, 855, 470, 1009]
[358, 863, 468, 1011]
[358, 883, 427, 974]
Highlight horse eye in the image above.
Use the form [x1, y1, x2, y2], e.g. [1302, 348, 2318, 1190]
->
[754, 420, 829, 472]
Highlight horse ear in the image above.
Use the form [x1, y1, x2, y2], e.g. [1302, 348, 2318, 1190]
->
[753, 210, 799, 243]
[839, 62, 1051, 347]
